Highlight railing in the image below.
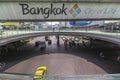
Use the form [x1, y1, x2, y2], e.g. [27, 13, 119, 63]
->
[0, 73, 120, 80]
[0, 28, 120, 38]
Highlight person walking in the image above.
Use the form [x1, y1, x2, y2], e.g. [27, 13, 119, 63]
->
[64, 40, 68, 50]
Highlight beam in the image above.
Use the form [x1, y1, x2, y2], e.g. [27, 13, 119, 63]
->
[0, 0, 120, 3]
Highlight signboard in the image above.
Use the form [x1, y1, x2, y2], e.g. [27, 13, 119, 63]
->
[0, 2, 120, 21]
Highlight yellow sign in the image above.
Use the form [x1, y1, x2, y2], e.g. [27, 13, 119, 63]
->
[4, 22, 20, 25]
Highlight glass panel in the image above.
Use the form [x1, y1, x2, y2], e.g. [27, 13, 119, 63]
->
[0, 73, 120, 80]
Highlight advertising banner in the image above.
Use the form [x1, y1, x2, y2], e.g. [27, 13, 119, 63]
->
[0, 2, 119, 21]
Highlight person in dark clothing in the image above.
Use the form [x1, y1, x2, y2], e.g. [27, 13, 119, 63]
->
[69, 41, 72, 47]
[64, 40, 68, 50]
[71, 40, 76, 47]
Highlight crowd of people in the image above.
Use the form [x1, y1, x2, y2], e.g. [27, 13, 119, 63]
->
[63, 39, 81, 50]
